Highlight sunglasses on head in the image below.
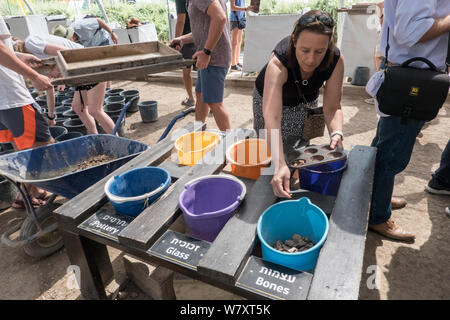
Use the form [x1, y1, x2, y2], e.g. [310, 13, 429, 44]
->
[298, 13, 334, 29]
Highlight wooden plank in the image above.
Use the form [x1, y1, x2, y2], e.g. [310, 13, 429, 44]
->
[117, 129, 254, 250]
[54, 121, 204, 227]
[58, 41, 181, 77]
[52, 59, 194, 86]
[307, 145, 376, 300]
[197, 177, 338, 286]
[196, 170, 277, 286]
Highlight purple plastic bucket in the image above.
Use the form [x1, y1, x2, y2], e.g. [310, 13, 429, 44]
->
[179, 175, 246, 242]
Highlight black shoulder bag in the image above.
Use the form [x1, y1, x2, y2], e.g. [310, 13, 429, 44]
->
[233, 10, 246, 30]
[376, 29, 450, 123]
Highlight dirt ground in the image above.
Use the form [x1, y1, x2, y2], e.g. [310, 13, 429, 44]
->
[0, 76, 449, 300]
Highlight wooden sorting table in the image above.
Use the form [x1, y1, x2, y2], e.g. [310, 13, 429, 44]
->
[54, 122, 376, 300]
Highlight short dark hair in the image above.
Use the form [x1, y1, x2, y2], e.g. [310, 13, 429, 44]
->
[287, 10, 336, 72]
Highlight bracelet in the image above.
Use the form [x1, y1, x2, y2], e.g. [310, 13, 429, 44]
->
[330, 130, 344, 141]
[47, 114, 55, 120]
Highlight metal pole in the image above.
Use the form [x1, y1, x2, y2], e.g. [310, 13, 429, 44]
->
[94, 0, 109, 23]
[167, 0, 173, 41]
[22, 0, 35, 15]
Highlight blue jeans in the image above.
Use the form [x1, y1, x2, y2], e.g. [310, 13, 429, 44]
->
[369, 116, 424, 225]
[432, 139, 450, 187]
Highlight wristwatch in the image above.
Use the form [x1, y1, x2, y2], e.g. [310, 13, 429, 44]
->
[203, 48, 212, 56]
[47, 113, 55, 120]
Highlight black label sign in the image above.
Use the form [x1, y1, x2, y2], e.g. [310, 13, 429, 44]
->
[148, 230, 211, 271]
[236, 256, 313, 300]
[79, 208, 134, 241]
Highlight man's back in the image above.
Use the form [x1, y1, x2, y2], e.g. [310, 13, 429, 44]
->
[380, 0, 450, 70]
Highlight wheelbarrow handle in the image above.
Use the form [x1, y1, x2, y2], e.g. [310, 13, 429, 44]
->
[157, 107, 196, 142]
[112, 97, 138, 136]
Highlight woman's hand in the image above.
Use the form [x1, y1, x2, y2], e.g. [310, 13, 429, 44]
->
[330, 134, 343, 150]
[271, 163, 292, 199]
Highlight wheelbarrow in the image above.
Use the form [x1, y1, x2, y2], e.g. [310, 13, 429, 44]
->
[0, 97, 195, 258]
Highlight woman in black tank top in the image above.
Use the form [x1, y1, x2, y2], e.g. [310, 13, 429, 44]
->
[253, 10, 345, 198]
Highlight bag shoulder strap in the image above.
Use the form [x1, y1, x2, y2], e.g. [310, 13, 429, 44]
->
[446, 33, 450, 68]
[290, 69, 308, 104]
[233, 10, 240, 22]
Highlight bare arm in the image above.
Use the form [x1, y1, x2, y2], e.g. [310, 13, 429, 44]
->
[204, 0, 227, 52]
[175, 13, 186, 38]
[322, 54, 345, 149]
[0, 40, 52, 91]
[262, 55, 292, 198]
[96, 18, 118, 44]
[419, 15, 450, 43]
[230, 0, 252, 11]
[44, 43, 69, 57]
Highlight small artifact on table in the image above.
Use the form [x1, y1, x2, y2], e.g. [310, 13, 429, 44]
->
[271, 233, 315, 253]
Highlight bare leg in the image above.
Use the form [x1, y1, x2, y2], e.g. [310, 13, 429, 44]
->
[209, 102, 231, 131]
[195, 91, 210, 123]
[72, 89, 98, 134]
[231, 27, 240, 66]
[236, 29, 243, 66]
[86, 83, 115, 134]
[182, 67, 195, 102]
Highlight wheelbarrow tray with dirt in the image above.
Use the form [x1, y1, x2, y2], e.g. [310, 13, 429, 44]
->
[0, 134, 148, 258]
[0, 134, 148, 199]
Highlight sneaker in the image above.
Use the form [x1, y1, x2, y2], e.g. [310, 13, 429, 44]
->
[364, 98, 375, 105]
[230, 65, 242, 71]
[446, 206, 450, 217]
[425, 178, 450, 195]
[181, 98, 195, 107]
[237, 63, 243, 68]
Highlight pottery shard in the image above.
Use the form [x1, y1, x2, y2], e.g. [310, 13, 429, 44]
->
[284, 239, 296, 247]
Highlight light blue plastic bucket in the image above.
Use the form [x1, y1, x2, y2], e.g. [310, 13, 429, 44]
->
[104, 167, 171, 217]
[257, 197, 329, 272]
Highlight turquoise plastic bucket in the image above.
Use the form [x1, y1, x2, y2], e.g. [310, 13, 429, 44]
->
[257, 197, 329, 272]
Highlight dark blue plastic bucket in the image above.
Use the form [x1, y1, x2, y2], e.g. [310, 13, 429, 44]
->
[138, 101, 158, 122]
[105, 167, 171, 217]
[299, 159, 347, 196]
[49, 126, 68, 140]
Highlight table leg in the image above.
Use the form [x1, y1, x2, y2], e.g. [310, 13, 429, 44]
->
[62, 230, 114, 299]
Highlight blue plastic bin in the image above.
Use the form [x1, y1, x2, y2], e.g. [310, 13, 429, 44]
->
[105, 167, 171, 217]
[257, 197, 329, 272]
[299, 158, 347, 196]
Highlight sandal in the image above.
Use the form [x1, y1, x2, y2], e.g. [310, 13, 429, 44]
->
[181, 98, 195, 107]
[11, 198, 44, 209]
[35, 190, 51, 201]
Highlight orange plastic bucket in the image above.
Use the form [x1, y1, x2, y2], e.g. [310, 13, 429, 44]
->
[226, 138, 271, 180]
[174, 131, 221, 166]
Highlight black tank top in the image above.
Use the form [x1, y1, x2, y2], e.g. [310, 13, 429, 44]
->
[255, 36, 341, 106]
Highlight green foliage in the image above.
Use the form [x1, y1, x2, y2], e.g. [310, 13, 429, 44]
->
[0, 0, 380, 44]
